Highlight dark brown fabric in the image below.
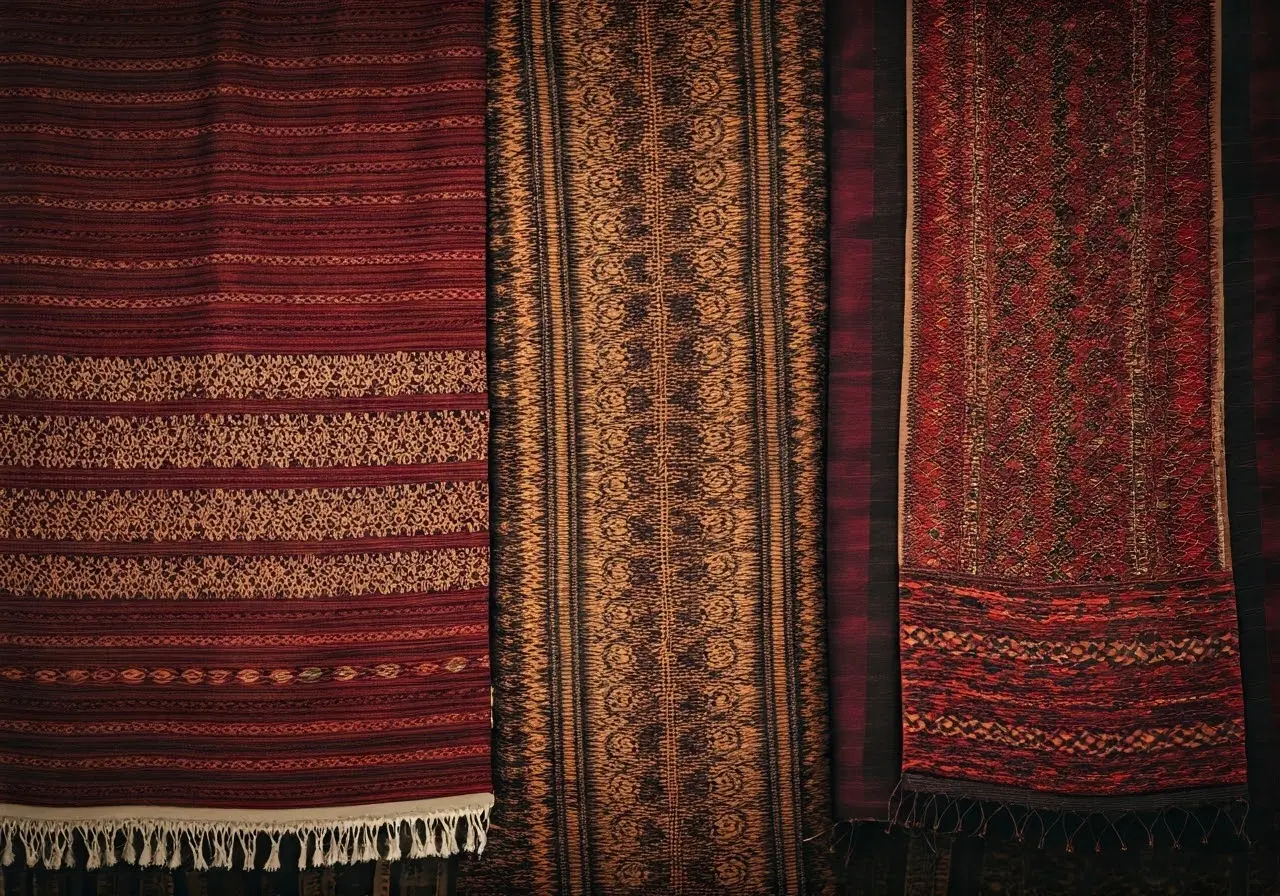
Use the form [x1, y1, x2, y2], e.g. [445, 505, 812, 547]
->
[466, 0, 833, 892]
[834, 828, 1280, 895]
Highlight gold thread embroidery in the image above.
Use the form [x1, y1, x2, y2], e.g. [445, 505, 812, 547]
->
[905, 713, 1244, 756]
[2, 411, 487, 468]
[0, 251, 482, 268]
[901, 624, 1238, 665]
[0, 547, 489, 600]
[3, 481, 489, 542]
[1, 656, 486, 686]
[0, 351, 486, 401]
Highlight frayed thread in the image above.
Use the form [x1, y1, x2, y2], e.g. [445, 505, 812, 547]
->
[0, 803, 491, 872]
[888, 779, 1250, 854]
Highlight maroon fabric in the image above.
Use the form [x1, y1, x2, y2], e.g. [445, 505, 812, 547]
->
[0, 0, 490, 832]
[826, 0, 906, 820]
[1256, 0, 1280, 786]
[899, 0, 1247, 805]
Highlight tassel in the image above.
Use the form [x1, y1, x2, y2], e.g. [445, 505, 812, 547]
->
[192, 831, 210, 872]
[241, 833, 255, 872]
[264, 835, 282, 873]
[0, 803, 494, 873]
[213, 831, 231, 869]
[407, 823, 426, 860]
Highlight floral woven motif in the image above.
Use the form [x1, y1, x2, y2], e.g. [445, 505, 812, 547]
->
[900, 0, 1249, 808]
[463, 1, 832, 893]
[0, 0, 491, 869]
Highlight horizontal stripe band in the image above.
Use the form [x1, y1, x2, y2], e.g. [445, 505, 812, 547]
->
[1, 654, 488, 686]
[1, 290, 483, 309]
[1, 191, 482, 211]
[0, 743, 488, 772]
[901, 624, 1239, 666]
[0, 462, 489, 491]
[904, 713, 1246, 756]
[2, 480, 488, 542]
[0, 546, 489, 600]
[0, 48, 483, 70]
[0, 82, 483, 103]
[1, 410, 487, 469]
[0, 624, 487, 648]
[0, 712, 490, 737]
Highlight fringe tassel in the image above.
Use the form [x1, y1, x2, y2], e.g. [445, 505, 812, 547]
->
[888, 779, 1250, 853]
[0, 804, 492, 871]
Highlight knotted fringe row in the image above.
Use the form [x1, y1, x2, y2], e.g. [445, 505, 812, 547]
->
[0, 801, 491, 872]
[889, 776, 1250, 853]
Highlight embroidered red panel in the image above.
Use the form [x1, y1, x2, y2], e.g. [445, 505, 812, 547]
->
[901, 0, 1248, 800]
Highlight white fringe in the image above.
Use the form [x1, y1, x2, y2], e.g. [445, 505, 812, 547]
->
[0, 803, 491, 872]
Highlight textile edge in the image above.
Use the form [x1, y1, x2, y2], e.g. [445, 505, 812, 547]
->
[0, 792, 494, 871]
[891, 774, 1249, 851]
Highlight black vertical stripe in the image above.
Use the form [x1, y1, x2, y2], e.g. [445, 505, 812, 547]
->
[737, 0, 789, 889]
[1220, 0, 1273, 813]
[536, 1, 592, 884]
[515, 0, 574, 883]
[759, 1, 810, 888]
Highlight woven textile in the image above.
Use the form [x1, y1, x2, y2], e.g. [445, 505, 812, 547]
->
[0, 1, 491, 869]
[1252, 0, 1280, 807]
[462, 0, 832, 893]
[899, 0, 1250, 815]
[1223, 0, 1277, 810]
[826, 0, 907, 821]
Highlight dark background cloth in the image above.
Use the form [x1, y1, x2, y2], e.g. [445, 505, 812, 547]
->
[1243, 0, 1280, 814]
[1225, 0, 1279, 815]
[826, 0, 907, 822]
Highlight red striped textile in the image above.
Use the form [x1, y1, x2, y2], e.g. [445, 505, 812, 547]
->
[0, 0, 491, 870]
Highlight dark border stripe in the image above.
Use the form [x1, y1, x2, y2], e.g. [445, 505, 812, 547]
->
[1221, 0, 1274, 812]
[827, 0, 906, 820]
[1248, 0, 1280, 815]
[738, 0, 790, 886]
[901, 773, 1249, 813]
